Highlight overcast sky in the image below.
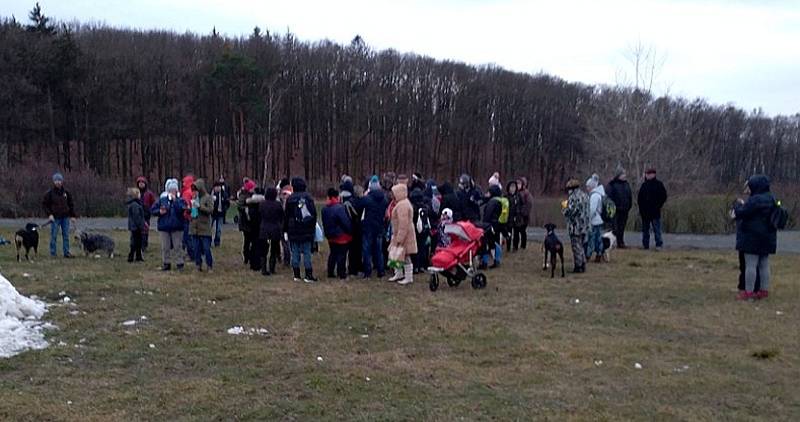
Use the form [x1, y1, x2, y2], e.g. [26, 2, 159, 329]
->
[3, 0, 798, 115]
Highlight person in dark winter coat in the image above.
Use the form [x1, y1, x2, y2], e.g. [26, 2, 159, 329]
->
[43, 172, 77, 258]
[423, 179, 441, 259]
[606, 166, 633, 248]
[439, 182, 462, 223]
[322, 188, 353, 279]
[457, 174, 483, 222]
[190, 179, 215, 271]
[217, 176, 232, 224]
[506, 180, 522, 253]
[258, 187, 284, 276]
[357, 176, 389, 278]
[237, 179, 257, 264]
[245, 188, 266, 271]
[410, 188, 433, 273]
[480, 185, 503, 269]
[126, 188, 146, 263]
[637, 168, 668, 250]
[340, 179, 363, 276]
[515, 177, 533, 250]
[136, 177, 156, 252]
[734, 175, 777, 300]
[211, 182, 226, 247]
[283, 177, 319, 282]
[151, 178, 185, 271]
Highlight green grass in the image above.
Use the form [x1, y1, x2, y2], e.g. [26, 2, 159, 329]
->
[1, 230, 798, 420]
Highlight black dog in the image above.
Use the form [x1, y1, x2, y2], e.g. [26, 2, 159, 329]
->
[15, 223, 40, 262]
[542, 223, 565, 278]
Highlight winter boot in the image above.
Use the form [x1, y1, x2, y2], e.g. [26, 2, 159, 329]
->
[161, 263, 171, 271]
[388, 267, 404, 282]
[292, 267, 302, 282]
[736, 290, 755, 301]
[398, 264, 414, 285]
[304, 268, 319, 283]
[756, 290, 769, 300]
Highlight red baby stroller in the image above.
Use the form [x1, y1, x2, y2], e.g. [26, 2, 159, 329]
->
[428, 221, 488, 292]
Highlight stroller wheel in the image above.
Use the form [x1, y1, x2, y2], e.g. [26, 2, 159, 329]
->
[471, 273, 487, 290]
[429, 274, 439, 292]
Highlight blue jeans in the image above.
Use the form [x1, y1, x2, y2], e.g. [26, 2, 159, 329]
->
[183, 221, 195, 260]
[362, 232, 385, 276]
[642, 218, 663, 249]
[586, 225, 604, 259]
[481, 243, 503, 265]
[50, 217, 70, 256]
[193, 235, 213, 268]
[290, 241, 313, 270]
[212, 216, 223, 246]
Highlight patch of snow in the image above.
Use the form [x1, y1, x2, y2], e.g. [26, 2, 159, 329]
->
[0, 273, 51, 358]
[121, 320, 137, 326]
[22, 273, 31, 278]
[226, 326, 269, 336]
[227, 326, 245, 335]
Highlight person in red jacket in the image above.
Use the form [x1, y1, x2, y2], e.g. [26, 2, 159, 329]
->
[136, 176, 157, 252]
[181, 174, 196, 260]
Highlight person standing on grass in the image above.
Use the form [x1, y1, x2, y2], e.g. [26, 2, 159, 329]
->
[358, 176, 389, 279]
[389, 183, 418, 285]
[606, 166, 632, 249]
[126, 188, 146, 263]
[322, 188, 353, 280]
[340, 178, 363, 277]
[236, 178, 257, 265]
[43, 172, 77, 258]
[217, 176, 231, 224]
[585, 174, 606, 263]
[562, 178, 590, 273]
[181, 174, 196, 260]
[279, 184, 293, 267]
[637, 168, 668, 251]
[457, 174, 483, 222]
[515, 177, 533, 251]
[136, 176, 156, 253]
[258, 187, 284, 276]
[410, 187, 432, 273]
[189, 179, 214, 272]
[245, 187, 266, 271]
[479, 184, 504, 270]
[505, 180, 521, 253]
[283, 177, 319, 283]
[152, 178, 185, 271]
[733, 175, 777, 301]
[211, 182, 226, 247]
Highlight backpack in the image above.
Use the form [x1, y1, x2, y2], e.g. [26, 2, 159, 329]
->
[498, 197, 510, 224]
[416, 208, 431, 235]
[770, 199, 789, 230]
[295, 197, 314, 225]
[600, 195, 616, 223]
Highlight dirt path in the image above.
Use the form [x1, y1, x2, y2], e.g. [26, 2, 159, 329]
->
[1, 218, 797, 254]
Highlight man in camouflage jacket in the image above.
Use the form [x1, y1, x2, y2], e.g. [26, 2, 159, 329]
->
[562, 179, 590, 273]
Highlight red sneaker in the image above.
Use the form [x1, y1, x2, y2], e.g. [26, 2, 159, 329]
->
[755, 290, 769, 300]
[736, 291, 755, 301]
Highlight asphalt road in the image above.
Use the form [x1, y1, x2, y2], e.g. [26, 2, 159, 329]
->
[1, 218, 798, 254]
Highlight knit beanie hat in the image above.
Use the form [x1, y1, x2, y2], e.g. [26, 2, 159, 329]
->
[368, 175, 381, 191]
[585, 173, 600, 189]
[52, 172, 64, 182]
[165, 178, 179, 193]
[243, 179, 257, 193]
[614, 165, 626, 178]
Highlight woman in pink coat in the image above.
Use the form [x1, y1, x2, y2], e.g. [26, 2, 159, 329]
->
[390, 184, 418, 285]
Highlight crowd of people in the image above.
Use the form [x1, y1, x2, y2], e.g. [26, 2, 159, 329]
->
[39, 167, 782, 299]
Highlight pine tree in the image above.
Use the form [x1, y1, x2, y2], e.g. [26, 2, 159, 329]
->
[26, 2, 55, 36]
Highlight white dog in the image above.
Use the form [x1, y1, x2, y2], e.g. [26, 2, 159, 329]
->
[601, 231, 617, 262]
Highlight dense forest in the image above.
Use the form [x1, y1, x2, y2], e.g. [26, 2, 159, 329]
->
[1, 4, 799, 207]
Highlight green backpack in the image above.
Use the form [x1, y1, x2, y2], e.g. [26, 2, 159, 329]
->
[498, 197, 510, 224]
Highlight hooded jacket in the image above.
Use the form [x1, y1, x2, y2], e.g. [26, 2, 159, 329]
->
[439, 183, 462, 222]
[390, 184, 418, 255]
[245, 193, 265, 234]
[283, 177, 317, 243]
[563, 188, 590, 236]
[506, 181, 521, 226]
[410, 188, 432, 237]
[517, 177, 533, 225]
[152, 190, 185, 232]
[638, 177, 667, 220]
[258, 189, 285, 240]
[181, 175, 195, 221]
[589, 184, 606, 226]
[482, 185, 503, 230]
[607, 177, 632, 211]
[357, 187, 389, 235]
[137, 176, 157, 217]
[734, 175, 777, 255]
[189, 179, 214, 236]
[322, 197, 353, 244]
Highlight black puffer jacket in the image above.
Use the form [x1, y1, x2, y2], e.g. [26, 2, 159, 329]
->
[439, 183, 462, 222]
[283, 178, 317, 243]
[735, 175, 777, 255]
[259, 189, 284, 240]
[607, 177, 633, 211]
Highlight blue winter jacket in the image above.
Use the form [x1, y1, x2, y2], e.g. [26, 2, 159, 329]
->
[322, 202, 353, 239]
[357, 189, 389, 235]
[735, 175, 777, 255]
[151, 193, 186, 232]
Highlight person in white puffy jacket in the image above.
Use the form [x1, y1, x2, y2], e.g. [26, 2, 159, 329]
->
[585, 174, 606, 263]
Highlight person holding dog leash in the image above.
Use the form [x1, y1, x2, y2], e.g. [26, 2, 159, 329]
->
[43, 172, 77, 258]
